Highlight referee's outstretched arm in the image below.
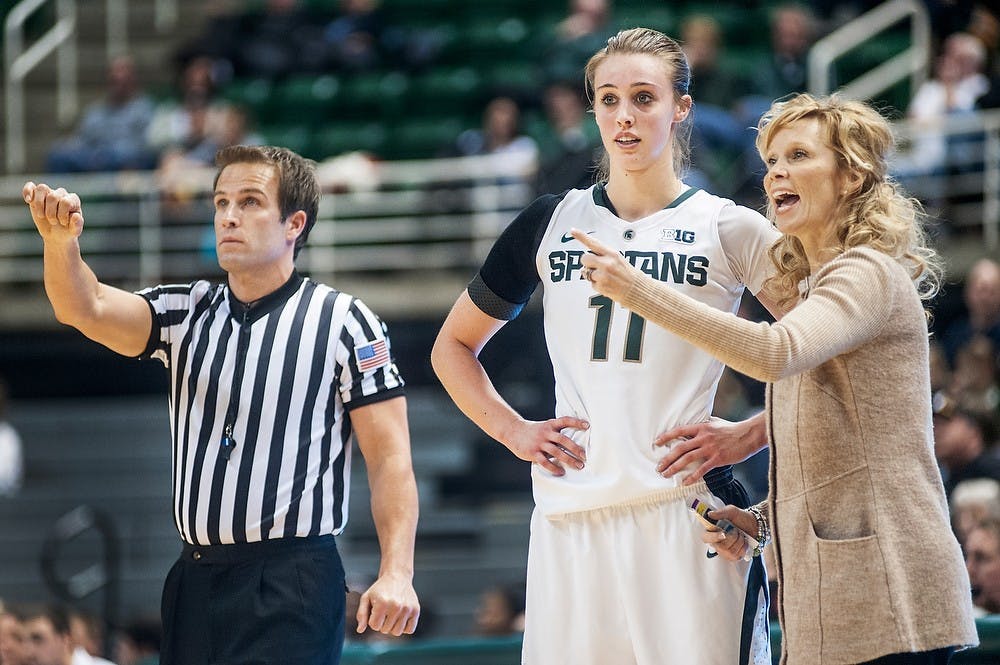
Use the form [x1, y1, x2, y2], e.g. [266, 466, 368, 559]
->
[24, 181, 152, 357]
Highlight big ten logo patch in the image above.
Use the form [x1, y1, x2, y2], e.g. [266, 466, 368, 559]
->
[661, 228, 696, 244]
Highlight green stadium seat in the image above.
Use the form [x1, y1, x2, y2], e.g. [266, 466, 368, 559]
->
[381, 0, 465, 24]
[677, 4, 767, 48]
[339, 71, 411, 120]
[482, 60, 544, 99]
[408, 67, 487, 118]
[411, 67, 482, 99]
[387, 116, 465, 159]
[221, 77, 281, 124]
[314, 122, 389, 159]
[456, 16, 532, 57]
[261, 124, 315, 159]
[615, 6, 675, 33]
[275, 75, 342, 118]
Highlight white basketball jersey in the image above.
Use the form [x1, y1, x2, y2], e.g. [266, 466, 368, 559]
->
[533, 185, 775, 516]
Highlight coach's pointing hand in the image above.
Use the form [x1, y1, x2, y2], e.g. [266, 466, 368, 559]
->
[24, 182, 85, 243]
[572, 228, 641, 303]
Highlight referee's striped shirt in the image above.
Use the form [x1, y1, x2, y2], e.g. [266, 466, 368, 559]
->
[137, 271, 404, 546]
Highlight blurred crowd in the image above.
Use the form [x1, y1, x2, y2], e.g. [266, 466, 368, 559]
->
[39, 0, 1000, 228]
[0, 605, 159, 665]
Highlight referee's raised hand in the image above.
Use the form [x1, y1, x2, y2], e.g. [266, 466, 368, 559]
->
[24, 182, 85, 243]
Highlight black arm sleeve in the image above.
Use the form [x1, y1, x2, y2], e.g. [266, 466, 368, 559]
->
[469, 193, 563, 320]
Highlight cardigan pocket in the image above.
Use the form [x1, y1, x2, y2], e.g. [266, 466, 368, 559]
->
[816, 533, 897, 662]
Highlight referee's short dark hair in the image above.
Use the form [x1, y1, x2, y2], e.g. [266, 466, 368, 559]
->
[214, 145, 321, 257]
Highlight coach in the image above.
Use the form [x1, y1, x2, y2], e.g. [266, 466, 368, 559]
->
[24, 145, 420, 665]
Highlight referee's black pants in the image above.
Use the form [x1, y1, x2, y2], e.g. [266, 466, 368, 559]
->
[160, 535, 346, 665]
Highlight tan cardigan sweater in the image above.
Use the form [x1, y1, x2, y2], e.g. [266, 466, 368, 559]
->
[623, 246, 978, 664]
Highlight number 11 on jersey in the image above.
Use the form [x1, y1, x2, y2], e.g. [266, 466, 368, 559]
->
[589, 295, 646, 362]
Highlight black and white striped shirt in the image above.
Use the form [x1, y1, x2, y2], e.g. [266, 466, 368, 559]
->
[138, 272, 404, 545]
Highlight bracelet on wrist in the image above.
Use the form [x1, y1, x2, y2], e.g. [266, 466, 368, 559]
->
[747, 505, 771, 558]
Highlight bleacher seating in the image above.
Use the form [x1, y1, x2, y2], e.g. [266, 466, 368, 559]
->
[215, 0, 803, 163]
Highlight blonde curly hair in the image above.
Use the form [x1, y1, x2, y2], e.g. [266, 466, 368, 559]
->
[755, 93, 942, 308]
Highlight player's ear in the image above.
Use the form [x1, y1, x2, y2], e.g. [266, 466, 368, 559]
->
[674, 95, 692, 123]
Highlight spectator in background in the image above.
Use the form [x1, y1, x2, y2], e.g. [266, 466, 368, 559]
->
[46, 56, 156, 173]
[473, 584, 525, 637]
[933, 404, 1000, 498]
[940, 258, 1000, 365]
[930, 340, 953, 393]
[966, 516, 1000, 615]
[322, 0, 386, 73]
[679, 14, 758, 198]
[539, 0, 615, 84]
[951, 477, 1000, 548]
[22, 605, 78, 665]
[894, 32, 990, 186]
[534, 80, 599, 195]
[971, 5, 1000, 110]
[69, 610, 114, 665]
[749, 4, 817, 102]
[452, 96, 539, 174]
[146, 56, 225, 158]
[0, 377, 23, 497]
[232, 0, 328, 79]
[681, 15, 749, 111]
[1, 606, 30, 665]
[172, 0, 246, 86]
[949, 335, 1000, 422]
[112, 617, 160, 665]
[737, 5, 819, 200]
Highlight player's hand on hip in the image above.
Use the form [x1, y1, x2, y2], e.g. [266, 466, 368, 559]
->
[571, 228, 637, 302]
[505, 416, 589, 476]
[356, 573, 420, 637]
[24, 182, 85, 243]
[655, 418, 745, 485]
[700, 505, 757, 562]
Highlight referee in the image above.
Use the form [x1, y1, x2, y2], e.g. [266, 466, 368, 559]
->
[23, 145, 420, 665]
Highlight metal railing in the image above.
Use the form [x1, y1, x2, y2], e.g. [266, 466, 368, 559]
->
[1, 113, 997, 328]
[808, 0, 930, 101]
[3, 0, 179, 173]
[0, 154, 537, 325]
[893, 109, 1000, 248]
[4, 0, 78, 173]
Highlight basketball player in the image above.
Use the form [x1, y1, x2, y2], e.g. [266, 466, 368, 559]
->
[433, 27, 779, 665]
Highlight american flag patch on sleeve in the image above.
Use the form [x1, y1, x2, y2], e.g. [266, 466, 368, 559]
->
[355, 339, 390, 372]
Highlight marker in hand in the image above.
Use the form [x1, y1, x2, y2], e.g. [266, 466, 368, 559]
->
[689, 498, 758, 561]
